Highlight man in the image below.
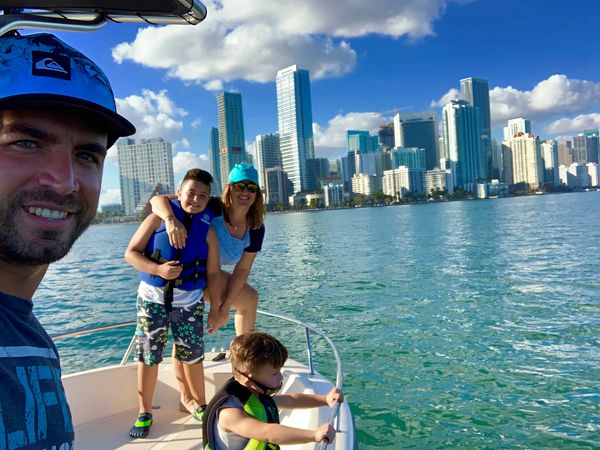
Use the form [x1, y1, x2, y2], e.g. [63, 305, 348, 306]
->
[0, 32, 135, 448]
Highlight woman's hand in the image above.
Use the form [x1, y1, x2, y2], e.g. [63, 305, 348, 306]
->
[165, 216, 187, 249]
[325, 388, 344, 407]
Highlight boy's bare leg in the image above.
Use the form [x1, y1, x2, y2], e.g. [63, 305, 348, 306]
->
[173, 355, 195, 413]
[138, 363, 159, 413]
[182, 362, 206, 408]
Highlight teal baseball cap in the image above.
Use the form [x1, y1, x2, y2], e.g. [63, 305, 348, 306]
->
[0, 33, 135, 146]
[229, 163, 259, 184]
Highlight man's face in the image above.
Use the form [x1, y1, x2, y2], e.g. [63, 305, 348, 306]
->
[0, 108, 108, 265]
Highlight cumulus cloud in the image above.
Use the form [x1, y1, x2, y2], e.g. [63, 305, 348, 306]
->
[430, 88, 460, 108]
[116, 89, 188, 139]
[112, 0, 447, 87]
[99, 188, 121, 207]
[173, 151, 210, 174]
[545, 113, 600, 135]
[313, 112, 387, 158]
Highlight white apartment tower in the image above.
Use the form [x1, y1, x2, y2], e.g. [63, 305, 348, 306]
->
[254, 133, 281, 190]
[503, 133, 543, 188]
[117, 138, 175, 215]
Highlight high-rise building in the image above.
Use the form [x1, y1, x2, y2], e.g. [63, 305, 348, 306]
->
[572, 134, 588, 164]
[378, 122, 395, 151]
[254, 133, 281, 190]
[323, 183, 344, 206]
[276, 65, 315, 193]
[264, 167, 289, 207]
[393, 111, 439, 170]
[557, 139, 573, 166]
[442, 99, 483, 192]
[117, 138, 175, 215]
[584, 130, 599, 163]
[208, 127, 221, 195]
[503, 118, 532, 140]
[461, 77, 492, 179]
[503, 132, 543, 189]
[540, 140, 559, 186]
[391, 147, 426, 169]
[346, 130, 379, 153]
[217, 91, 246, 188]
[425, 168, 454, 196]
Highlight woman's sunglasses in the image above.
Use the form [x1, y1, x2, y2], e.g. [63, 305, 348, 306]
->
[232, 182, 259, 193]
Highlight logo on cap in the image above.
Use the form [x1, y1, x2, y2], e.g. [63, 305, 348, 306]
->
[32, 51, 71, 80]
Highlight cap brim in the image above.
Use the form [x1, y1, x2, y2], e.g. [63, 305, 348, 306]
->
[0, 94, 136, 145]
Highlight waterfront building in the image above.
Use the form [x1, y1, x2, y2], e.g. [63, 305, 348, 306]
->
[584, 130, 599, 163]
[101, 203, 123, 214]
[264, 166, 289, 206]
[354, 151, 386, 179]
[378, 122, 395, 151]
[383, 166, 425, 198]
[254, 133, 281, 190]
[329, 159, 341, 177]
[557, 139, 573, 166]
[217, 91, 246, 189]
[313, 157, 330, 182]
[347, 130, 379, 153]
[586, 162, 599, 187]
[276, 65, 316, 193]
[461, 77, 492, 179]
[117, 137, 175, 215]
[323, 183, 344, 206]
[208, 127, 221, 195]
[305, 192, 324, 207]
[491, 139, 504, 180]
[503, 117, 532, 140]
[393, 111, 439, 170]
[540, 140, 559, 186]
[352, 173, 380, 196]
[442, 99, 483, 192]
[391, 147, 426, 169]
[560, 162, 589, 188]
[503, 132, 543, 188]
[572, 134, 588, 164]
[425, 168, 454, 196]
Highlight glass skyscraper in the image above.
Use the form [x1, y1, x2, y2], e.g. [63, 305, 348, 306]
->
[442, 99, 483, 192]
[461, 77, 492, 179]
[393, 111, 439, 170]
[208, 126, 222, 194]
[276, 65, 315, 193]
[217, 91, 246, 188]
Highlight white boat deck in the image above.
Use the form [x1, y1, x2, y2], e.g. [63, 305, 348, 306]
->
[63, 351, 355, 450]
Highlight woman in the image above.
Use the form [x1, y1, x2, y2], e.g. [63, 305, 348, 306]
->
[150, 163, 265, 335]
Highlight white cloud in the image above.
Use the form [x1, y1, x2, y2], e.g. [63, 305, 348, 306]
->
[112, 0, 447, 87]
[313, 112, 387, 158]
[191, 117, 203, 129]
[116, 89, 188, 139]
[99, 188, 121, 207]
[172, 152, 211, 188]
[545, 113, 600, 135]
[430, 88, 460, 108]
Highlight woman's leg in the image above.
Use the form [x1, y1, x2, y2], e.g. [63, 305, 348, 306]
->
[205, 270, 259, 335]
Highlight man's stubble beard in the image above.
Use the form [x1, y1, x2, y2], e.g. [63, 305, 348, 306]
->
[0, 189, 96, 265]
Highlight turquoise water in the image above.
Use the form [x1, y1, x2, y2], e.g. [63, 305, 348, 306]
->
[36, 192, 600, 449]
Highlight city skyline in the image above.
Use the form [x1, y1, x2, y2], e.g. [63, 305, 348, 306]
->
[39, 1, 600, 206]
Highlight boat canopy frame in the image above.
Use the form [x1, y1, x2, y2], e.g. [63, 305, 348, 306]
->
[0, 0, 207, 37]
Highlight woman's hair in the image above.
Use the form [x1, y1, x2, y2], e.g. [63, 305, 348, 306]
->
[181, 168, 213, 190]
[230, 331, 288, 373]
[222, 182, 266, 229]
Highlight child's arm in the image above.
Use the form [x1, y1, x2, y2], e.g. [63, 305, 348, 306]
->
[124, 214, 182, 279]
[219, 407, 335, 445]
[275, 388, 343, 410]
[205, 226, 225, 334]
[149, 194, 185, 248]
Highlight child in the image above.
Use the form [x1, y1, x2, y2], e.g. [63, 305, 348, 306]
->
[125, 168, 224, 438]
[203, 331, 344, 449]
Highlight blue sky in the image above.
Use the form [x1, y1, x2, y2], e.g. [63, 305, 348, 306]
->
[43, 0, 600, 206]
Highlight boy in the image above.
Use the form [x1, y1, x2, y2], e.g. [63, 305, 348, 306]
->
[125, 168, 224, 438]
[203, 331, 343, 449]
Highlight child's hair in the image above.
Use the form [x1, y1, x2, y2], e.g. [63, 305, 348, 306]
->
[222, 183, 266, 230]
[181, 168, 213, 191]
[230, 331, 288, 373]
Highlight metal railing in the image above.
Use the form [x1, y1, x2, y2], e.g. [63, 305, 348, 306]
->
[51, 310, 345, 449]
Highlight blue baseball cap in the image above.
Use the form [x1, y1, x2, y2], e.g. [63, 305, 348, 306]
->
[229, 163, 259, 184]
[0, 33, 135, 146]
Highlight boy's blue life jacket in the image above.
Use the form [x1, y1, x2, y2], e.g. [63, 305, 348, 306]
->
[203, 377, 280, 450]
[140, 199, 213, 293]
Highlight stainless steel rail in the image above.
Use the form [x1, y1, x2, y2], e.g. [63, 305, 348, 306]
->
[51, 311, 345, 449]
